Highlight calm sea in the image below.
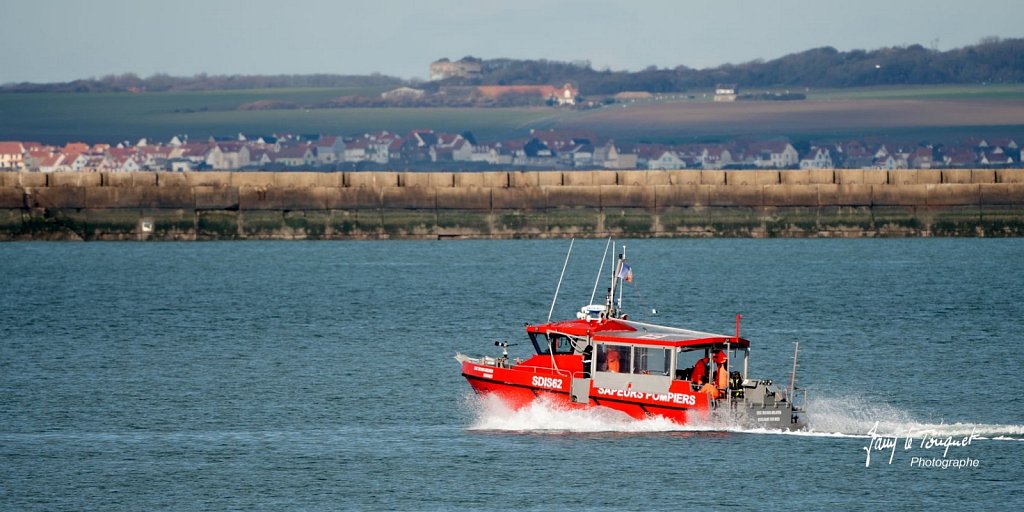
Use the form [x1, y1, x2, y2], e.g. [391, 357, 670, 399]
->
[1, 239, 1022, 511]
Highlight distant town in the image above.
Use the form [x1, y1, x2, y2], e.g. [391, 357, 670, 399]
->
[0, 56, 1019, 174]
[2, 45, 1015, 174]
[0, 127, 1018, 174]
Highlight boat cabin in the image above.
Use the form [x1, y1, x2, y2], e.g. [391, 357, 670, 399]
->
[526, 315, 750, 401]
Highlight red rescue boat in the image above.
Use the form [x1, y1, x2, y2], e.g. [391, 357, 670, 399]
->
[457, 243, 806, 430]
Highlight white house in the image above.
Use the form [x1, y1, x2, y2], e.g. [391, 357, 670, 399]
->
[315, 136, 345, 165]
[700, 145, 733, 169]
[714, 84, 738, 102]
[642, 148, 686, 170]
[206, 142, 250, 170]
[749, 141, 799, 168]
[799, 147, 834, 169]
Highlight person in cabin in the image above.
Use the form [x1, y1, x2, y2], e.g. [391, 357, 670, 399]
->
[699, 350, 729, 399]
[690, 354, 710, 385]
[606, 349, 621, 373]
[582, 344, 593, 378]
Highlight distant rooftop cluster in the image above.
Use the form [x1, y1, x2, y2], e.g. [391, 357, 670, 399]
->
[0, 132, 1018, 173]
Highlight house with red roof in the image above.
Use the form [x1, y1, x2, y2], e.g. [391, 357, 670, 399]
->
[431, 133, 472, 162]
[0, 141, 25, 170]
[271, 144, 315, 167]
[908, 147, 934, 169]
[342, 137, 372, 163]
[38, 153, 69, 173]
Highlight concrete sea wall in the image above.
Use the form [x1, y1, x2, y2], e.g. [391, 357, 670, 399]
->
[1, 169, 1023, 240]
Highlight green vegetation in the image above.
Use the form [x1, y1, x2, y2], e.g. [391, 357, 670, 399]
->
[380, 210, 436, 236]
[546, 208, 600, 233]
[329, 210, 375, 236]
[197, 211, 239, 239]
[436, 210, 490, 232]
[605, 209, 653, 234]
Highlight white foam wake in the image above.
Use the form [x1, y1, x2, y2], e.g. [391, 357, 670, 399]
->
[463, 393, 1024, 441]
[802, 395, 1024, 440]
[466, 394, 681, 433]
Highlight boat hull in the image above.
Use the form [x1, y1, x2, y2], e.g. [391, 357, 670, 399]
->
[460, 359, 702, 423]
[460, 358, 804, 429]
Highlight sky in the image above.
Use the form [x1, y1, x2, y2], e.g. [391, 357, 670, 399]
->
[3, 0, 1022, 84]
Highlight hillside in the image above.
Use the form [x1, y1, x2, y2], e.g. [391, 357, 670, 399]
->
[2, 38, 1021, 94]
[446, 38, 1024, 94]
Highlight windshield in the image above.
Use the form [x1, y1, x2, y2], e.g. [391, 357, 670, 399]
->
[529, 332, 578, 355]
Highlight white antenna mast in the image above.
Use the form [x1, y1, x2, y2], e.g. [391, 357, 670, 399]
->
[589, 238, 612, 305]
[547, 238, 574, 322]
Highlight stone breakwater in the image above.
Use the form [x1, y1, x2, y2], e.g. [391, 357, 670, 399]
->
[1, 169, 1023, 240]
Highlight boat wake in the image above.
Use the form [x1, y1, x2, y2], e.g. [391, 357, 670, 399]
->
[464, 393, 1024, 441]
[801, 395, 1024, 441]
[466, 394, 684, 433]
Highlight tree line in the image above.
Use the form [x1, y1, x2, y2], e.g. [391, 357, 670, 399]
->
[0, 73, 404, 93]
[443, 37, 1023, 94]
[2, 38, 1020, 94]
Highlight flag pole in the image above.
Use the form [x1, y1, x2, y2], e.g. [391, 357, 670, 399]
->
[617, 245, 626, 314]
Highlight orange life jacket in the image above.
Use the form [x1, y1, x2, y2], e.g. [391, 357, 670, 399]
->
[699, 366, 729, 399]
[714, 365, 728, 389]
[607, 351, 621, 373]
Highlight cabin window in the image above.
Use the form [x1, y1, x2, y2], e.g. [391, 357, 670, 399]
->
[596, 344, 631, 373]
[634, 347, 671, 376]
[529, 333, 577, 355]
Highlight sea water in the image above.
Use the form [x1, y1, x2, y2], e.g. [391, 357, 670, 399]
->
[1, 239, 1022, 511]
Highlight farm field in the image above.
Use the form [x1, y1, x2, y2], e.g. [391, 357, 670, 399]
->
[1, 85, 1022, 145]
[547, 97, 1024, 144]
[804, 84, 1024, 101]
[0, 88, 553, 144]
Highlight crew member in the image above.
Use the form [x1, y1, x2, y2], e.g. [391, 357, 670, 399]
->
[582, 344, 594, 378]
[606, 349, 621, 373]
[700, 350, 729, 399]
[690, 354, 709, 385]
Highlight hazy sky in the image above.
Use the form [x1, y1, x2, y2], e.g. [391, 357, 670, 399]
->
[3, 0, 1021, 83]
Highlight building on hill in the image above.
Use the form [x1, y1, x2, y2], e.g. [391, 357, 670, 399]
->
[714, 84, 738, 102]
[430, 58, 483, 81]
[381, 87, 426, 100]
